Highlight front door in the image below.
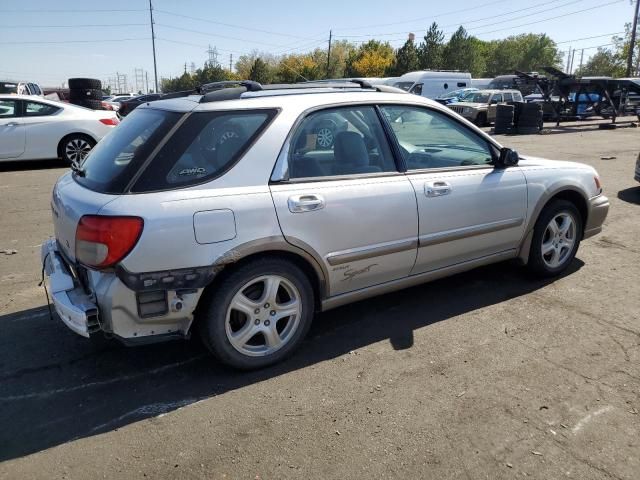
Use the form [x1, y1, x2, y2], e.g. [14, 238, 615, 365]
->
[270, 105, 418, 296]
[0, 99, 25, 159]
[379, 104, 527, 274]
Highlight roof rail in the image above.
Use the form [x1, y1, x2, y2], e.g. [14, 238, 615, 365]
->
[198, 80, 263, 94]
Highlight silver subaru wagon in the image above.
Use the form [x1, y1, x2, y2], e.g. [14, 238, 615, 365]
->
[42, 81, 610, 369]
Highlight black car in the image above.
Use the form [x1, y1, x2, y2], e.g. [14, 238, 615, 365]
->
[118, 94, 162, 116]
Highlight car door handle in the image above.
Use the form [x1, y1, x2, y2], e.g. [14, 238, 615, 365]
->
[2, 122, 18, 127]
[424, 181, 452, 197]
[288, 194, 325, 213]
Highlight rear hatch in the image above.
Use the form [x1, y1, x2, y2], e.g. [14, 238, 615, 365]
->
[51, 173, 119, 262]
[53, 107, 184, 262]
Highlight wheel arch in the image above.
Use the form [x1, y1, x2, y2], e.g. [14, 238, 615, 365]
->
[517, 186, 589, 264]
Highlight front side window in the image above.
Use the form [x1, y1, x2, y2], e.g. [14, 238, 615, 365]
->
[0, 99, 18, 118]
[24, 101, 59, 116]
[287, 106, 396, 179]
[410, 83, 423, 95]
[491, 94, 503, 104]
[132, 109, 277, 192]
[504, 92, 513, 102]
[380, 105, 495, 170]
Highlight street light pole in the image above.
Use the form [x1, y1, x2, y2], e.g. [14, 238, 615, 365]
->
[149, 0, 159, 92]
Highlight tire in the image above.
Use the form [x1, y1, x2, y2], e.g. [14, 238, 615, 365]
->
[69, 88, 102, 101]
[197, 258, 315, 370]
[474, 113, 487, 127]
[527, 199, 582, 278]
[74, 99, 104, 110]
[59, 134, 96, 164]
[68, 78, 102, 90]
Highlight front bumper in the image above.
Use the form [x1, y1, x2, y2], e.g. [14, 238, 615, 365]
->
[41, 239, 99, 337]
[583, 194, 610, 239]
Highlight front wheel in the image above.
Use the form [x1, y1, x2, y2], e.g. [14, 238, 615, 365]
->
[60, 134, 95, 164]
[197, 258, 314, 370]
[527, 199, 582, 277]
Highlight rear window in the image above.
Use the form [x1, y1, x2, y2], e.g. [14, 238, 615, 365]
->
[131, 109, 277, 192]
[75, 108, 182, 194]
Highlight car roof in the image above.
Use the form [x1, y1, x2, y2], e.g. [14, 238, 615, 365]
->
[142, 88, 445, 114]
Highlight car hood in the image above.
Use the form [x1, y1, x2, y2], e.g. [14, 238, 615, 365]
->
[517, 155, 594, 172]
[450, 102, 486, 108]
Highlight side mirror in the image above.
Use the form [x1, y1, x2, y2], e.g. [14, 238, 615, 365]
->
[498, 147, 519, 167]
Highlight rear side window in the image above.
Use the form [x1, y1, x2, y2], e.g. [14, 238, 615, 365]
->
[75, 108, 182, 194]
[24, 101, 59, 116]
[131, 109, 277, 192]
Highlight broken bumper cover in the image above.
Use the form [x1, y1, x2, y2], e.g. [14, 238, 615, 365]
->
[41, 239, 99, 338]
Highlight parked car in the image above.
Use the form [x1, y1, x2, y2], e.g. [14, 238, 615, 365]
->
[0, 81, 44, 96]
[118, 94, 162, 116]
[448, 89, 524, 126]
[0, 94, 119, 163]
[103, 94, 138, 111]
[393, 71, 472, 99]
[434, 87, 479, 105]
[41, 81, 609, 369]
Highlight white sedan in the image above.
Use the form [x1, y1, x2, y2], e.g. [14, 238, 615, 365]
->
[0, 94, 119, 163]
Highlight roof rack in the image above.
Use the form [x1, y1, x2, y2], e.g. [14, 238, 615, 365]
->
[197, 79, 405, 103]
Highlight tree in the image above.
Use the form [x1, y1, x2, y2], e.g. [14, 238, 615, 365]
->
[390, 36, 420, 76]
[345, 40, 395, 77]
[441, 27, 486, 77]
[418, 23, 445, 70]
[485, 34, 561, 76]
[613, 22, 640, 76]
[326, 40, 357, 78]
[248, 58, 273, 84]
[276, 54, 323, 83]
[575, 48, 625, 77]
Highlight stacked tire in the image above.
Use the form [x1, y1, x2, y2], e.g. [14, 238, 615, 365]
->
[516, 102, 543, 134]
[494, 104, 515, 134]
[68, 78, 103, 110]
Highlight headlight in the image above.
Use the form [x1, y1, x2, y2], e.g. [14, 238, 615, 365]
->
[463, 107, 471, 114]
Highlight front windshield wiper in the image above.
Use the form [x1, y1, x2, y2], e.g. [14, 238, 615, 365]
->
[70, 161, 86, 177]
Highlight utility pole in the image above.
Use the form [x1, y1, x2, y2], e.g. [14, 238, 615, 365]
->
[566, 47, 571, 73]
[569, 49, 576, 74]
[149, 0, 159, 93]
[627, 0, 639, 76]
[579, 49, 584, 73]
[184, 62, 187, 74]
[145, 71, 149, 93]
[326, 30, 332, 78]
[229, 54, 233, 72]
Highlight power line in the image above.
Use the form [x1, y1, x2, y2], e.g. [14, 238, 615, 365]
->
[333, 0, 510, 31]
[154, 9, 319, 41]
[0, 23, 147, 28]
[555, 32, 624, 44]
[0, 8, 146, 12]
[155, 23, 288, 48]
[0, 38, 149, 45]
[336, 0, 582, 37]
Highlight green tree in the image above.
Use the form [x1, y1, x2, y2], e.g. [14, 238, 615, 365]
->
[575, 48, 625, 77]
[248, 58, 273, 84]
[345, 40, 395, 77]
[613, 22, 640, 76]
[441, 27, 486, 77]
[485, 34, 561, 76]
[326, 40, 357, 78]
[390, 36, 420, 76]
[418, 22, 445, 70]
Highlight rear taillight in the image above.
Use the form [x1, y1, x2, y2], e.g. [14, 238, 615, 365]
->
[99, 117, 119, 126]
[75, 215, 143, 269]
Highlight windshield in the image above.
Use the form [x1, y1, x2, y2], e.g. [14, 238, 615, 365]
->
[0, 83, 18, 94]
[461, 92, 491, 103]
[394, 82, 415, 92]
[438, 88, 474, 100]
[75, 108, 182, 194]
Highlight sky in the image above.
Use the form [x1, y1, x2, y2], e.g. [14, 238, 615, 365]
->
[0, 0, 636, 91]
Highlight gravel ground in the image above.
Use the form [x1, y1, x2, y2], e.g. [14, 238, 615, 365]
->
[0, 119, 638, 479]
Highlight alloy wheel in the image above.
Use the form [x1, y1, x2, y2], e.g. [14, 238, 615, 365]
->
[65, 138, 92, 163]
[225, 275, 302, 357]
[316, 127, 334, 148]
[541, 212, 576, 268]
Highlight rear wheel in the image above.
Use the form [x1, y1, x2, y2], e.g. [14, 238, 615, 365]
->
[474, 112, 487, 127]
[197, 258, 314, 370]
[527, 199, 582, 277]
[60, 134, 96, 164]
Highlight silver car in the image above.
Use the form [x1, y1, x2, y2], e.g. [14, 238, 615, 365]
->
[42, 81, 610, 369]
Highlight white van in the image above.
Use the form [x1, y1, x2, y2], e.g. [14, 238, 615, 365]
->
[393, 71, 472, 99]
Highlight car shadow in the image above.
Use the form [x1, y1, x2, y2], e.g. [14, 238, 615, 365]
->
[0, 159, 67, 172]
[617, 186, 640, 205]
[0, 259, 584, 461]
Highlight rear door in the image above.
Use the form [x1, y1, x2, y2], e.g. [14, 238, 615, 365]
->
[380, 104, 527, 274]
[270, 105, 418, 297]
[0, 99, 25, 159]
